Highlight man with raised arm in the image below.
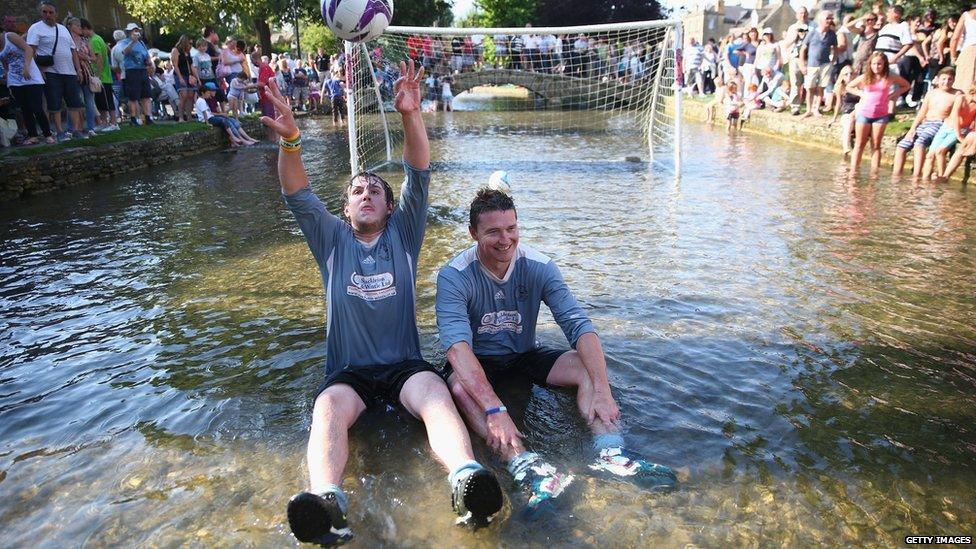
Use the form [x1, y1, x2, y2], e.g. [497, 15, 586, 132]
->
[261, 61, 502, 545]
[436, 187, 678, 514]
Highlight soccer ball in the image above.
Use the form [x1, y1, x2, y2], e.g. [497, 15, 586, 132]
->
[487, 170, 511, 195]
[322, 0, 394, 43]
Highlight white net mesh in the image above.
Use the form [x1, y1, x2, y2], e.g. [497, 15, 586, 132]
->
[342, 22, 680, 174]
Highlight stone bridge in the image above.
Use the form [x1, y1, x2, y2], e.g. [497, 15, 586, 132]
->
[449, 69, 648, 109]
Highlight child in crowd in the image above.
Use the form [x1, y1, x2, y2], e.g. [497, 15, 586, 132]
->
[846, 52, 911, 172]
[323, 72, 346, 127]
[724, 81, 743, 131]
[742, 83, 762, 122]
[893, 67, 958, 177]
[924, 83, 976, 180]
[227, 71, 259, 119]
[195, 82, 260, 147]
[441, 75, 454, 111]
[829, 65, 858, 155]
[705, 77, 727, 124]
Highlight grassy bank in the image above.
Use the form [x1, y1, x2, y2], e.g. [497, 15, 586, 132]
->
[1, 122, 210, 158]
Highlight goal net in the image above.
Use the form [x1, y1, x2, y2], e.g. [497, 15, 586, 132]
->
[342, 20, 682, 175]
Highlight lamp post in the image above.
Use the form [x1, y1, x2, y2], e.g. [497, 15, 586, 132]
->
[294, 0, 302, 59]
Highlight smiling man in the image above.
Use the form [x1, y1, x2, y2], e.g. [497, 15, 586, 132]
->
[261, 61, 502, 544]
[435, 187, 678, 514]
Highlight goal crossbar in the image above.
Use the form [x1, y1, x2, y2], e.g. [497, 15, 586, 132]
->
[387, 20, 682, 36]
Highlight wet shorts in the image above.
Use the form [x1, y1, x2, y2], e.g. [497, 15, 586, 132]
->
[443, 347, 566, 386]
[897, 119, 943, 150]
[930, 122, 969, 152]
[314, 359, 440, 410]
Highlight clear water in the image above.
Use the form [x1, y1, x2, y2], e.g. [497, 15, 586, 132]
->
[1, 115, 975, 546]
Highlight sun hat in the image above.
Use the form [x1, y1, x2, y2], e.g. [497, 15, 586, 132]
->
[124, 22, 141, 31]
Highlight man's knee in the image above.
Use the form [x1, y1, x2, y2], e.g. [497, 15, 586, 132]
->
[401, 370, 453, 409]
[313, 384, 362, 424]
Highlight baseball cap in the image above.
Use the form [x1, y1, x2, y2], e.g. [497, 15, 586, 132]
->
[125, 22, 141, 31]
[762, 27, 774, 36]
[204, 82, 218, 91]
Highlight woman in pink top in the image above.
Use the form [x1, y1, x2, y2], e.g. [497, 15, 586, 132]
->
[846, 52, 910, 172]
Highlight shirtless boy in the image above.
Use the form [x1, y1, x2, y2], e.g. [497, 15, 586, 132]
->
[923, 83, 976, 180]
[893, 68, 958, 177]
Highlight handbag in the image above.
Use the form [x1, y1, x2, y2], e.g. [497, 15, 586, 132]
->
[88, 76, 103, 93]
[216, 59, 231, 78]
[34, 24, 58, 67]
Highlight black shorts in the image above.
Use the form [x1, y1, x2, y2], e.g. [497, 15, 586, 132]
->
[94, 84, 115, 112]
[123, 69, 151, 101]
[315, 359, 440, 411]
[443, 347, 566, 387]
[44, 72, 84, 111]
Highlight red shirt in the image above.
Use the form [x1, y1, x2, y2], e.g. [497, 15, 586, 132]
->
[258, 62, 275, 102]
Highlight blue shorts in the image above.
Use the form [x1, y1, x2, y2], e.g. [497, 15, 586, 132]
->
[123, 68, 151, 101]
[43, 72, 84, 111]
[930, 123, 969, 152]
[897, 119, 943, 150]
[855, 114, 891, 124]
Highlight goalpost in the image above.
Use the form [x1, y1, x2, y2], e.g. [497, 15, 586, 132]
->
[343, 20, 683, 176]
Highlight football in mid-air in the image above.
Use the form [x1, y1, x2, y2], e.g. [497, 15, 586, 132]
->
[488, 170, 511, 195]
[322, 0, 393, 43]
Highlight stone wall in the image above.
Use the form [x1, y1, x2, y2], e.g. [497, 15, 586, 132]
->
[679, 98, 900, 151]
[0, 117, 265, 202]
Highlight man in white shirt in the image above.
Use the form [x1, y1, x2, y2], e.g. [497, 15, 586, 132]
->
[874, 4, 914, 75]
[26, 0, 85, 141]
[783, 6, 810, 114]
[522, 24, 539, 71]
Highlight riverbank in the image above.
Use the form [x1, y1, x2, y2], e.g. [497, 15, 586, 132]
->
[0, 117, 267, 202]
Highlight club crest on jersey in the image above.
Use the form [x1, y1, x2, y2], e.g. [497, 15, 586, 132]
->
[478, 310, 522, 334]
[347, 272, 396, 301]
[377, 243, 392, 261]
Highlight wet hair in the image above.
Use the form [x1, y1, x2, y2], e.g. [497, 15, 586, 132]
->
[344, 172, 395, 214]
[469, 188, 516, 229]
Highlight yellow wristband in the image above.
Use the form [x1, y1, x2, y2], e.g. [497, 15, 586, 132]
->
[282, 130, 301, 142]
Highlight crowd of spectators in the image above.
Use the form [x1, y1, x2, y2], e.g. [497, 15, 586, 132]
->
[0, 1, 356, 148]
[685, 3, 976, 178]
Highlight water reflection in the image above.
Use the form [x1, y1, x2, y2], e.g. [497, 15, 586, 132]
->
[0, 115, 974, 545]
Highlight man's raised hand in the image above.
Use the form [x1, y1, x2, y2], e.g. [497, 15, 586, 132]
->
[260, 78, 300, 139]
[394, 59, 425, 115]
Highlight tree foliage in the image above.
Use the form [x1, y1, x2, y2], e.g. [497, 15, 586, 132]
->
[534, 0, 665, 26]
[299, 20, 340, 56]
[475, 0, 538, 27]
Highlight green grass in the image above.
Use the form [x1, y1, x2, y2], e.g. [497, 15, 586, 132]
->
[1, 122, 210, 158]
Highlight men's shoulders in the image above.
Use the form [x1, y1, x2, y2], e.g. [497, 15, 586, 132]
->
[446, 245, 479, 273]
[515, 243, 552, 267]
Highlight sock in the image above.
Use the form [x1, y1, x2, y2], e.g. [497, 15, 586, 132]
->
[448, 460, 483, 487]
[313, 483, 348, 513]
[592, 432, 625, 452]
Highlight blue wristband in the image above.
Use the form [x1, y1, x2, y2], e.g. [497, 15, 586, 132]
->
[485, 406, 507, 418]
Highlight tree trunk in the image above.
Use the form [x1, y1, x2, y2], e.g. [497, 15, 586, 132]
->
[254, 18, 273, 57]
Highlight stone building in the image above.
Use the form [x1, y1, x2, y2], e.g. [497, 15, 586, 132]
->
[4, 0, 137, 41]
[682, 0, 798, 44]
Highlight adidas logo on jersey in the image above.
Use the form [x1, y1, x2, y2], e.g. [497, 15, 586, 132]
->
[362, 255, 376, 265]
[494, 290, 505, 300]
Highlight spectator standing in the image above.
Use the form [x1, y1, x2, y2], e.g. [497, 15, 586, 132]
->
[735, 28, 761, 87]
[754, 28, 780, 75]
[492, 33, 507, 68]
[109, 29, 126, 114]
[848, 11, 880, 76]
[292, 59, 309, 111]
[783, 7, 811, 115]
[26, 0, 84, 141]
[193, 38, 218, 95]
[799, 11, 840, 118]
[257, 54, 275, 137]
[826, 15, 853, 110]
[119, 23, 153, 125]
[874, 5, 914, 76]
[441, 74, 453, 111]
[87, 21, 118, 131]
[66, 17, 97, 137]
[523, 26, 540, 72]
[171, 35, 197, 122]
[846, 52, 910, 172]
[221, 37, 244, 83]
[684, 37, 705, 95]
[926, 15, 956, 81]
[0, 26, 52, 144]
[951, 7, 976, 92]
[324, 71, 345, 127]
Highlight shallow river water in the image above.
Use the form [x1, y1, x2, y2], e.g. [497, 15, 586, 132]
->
[1, 113, 975, 547]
